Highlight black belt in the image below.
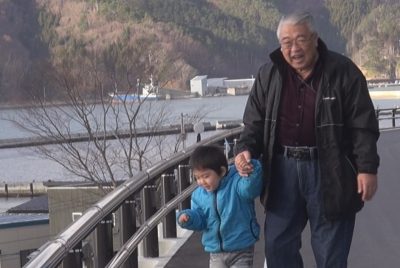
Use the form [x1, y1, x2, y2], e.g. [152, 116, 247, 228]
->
[276, 145, 318, 160]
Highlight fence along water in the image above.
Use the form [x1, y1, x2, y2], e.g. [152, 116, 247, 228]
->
[375, 107, 400, 129]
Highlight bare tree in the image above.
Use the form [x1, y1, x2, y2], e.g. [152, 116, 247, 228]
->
[8, 49, 207, 190]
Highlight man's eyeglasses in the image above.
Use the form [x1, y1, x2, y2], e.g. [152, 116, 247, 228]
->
[280, 35, 313, 50]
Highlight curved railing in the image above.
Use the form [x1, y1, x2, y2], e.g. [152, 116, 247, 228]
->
[22, 107, 400, 268]
[24, 127, 243, 268]
[106, 183, 198, 267]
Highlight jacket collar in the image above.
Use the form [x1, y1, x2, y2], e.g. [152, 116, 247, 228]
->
[214, 165, 235, 192]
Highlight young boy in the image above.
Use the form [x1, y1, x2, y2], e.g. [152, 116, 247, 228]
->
[177, 145, 263, 268]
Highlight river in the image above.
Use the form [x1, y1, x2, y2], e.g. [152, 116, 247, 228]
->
[0, 197, 32, 213]
[0, 94, 399, 183]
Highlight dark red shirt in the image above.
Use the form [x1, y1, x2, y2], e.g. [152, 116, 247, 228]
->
[277, 60, 322, 146]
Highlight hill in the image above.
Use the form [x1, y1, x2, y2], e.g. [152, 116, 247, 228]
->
[0, 0, 398, 103]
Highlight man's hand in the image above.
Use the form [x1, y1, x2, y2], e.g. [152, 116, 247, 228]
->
[357, 173, 378, 201]
[178, 214, 189, 224]
[234, 150, 253, 176]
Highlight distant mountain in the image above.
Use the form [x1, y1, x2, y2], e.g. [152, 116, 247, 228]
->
[0, 0, 398, 103]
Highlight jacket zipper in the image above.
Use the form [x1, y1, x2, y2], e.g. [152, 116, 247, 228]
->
[314, 76, 326, 152]
[213, 191, 223, 251]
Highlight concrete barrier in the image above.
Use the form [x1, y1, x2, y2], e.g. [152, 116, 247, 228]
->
[0, 182, 47, 197]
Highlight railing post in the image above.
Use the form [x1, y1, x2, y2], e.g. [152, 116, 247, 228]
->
[121, 195, 138, 268]
[392, 108, 396, 127]
[161, 173, 177, 238]
[177, 164, 191, 210]
[233, 138, 238, 156]
[142, 185, 159, 257]
[62, 242, 82, 268]
[224, 138, 230, 159]
[95, 214, 114, 267]
[180, 113, 187, 148]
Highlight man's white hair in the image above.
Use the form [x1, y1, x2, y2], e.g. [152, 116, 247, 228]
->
[276, 11, 317, 40]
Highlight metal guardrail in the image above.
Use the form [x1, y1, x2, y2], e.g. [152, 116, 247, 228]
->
[106, 183, 198, 267]
[376, 107, 400, 129]
[24, 127, 243, 268]
[22, 107, 400, 267]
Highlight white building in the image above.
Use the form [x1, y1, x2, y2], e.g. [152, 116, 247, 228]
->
[224, 78, 255, 90]
[207, 77, 226, 88]
[190, 76, 255, 96]
[190, 75, 208, 96]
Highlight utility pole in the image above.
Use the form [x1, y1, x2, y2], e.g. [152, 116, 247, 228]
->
[180, 113, 186, 148]
[193, 122, 205, 142]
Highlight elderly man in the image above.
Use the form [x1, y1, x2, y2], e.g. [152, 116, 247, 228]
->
[235, 11, 379, 268]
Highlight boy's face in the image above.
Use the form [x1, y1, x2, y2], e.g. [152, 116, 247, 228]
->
[193, 167, 224, 192]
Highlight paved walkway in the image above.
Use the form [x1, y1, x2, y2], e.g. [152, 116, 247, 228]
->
[165, 129, 400, 267]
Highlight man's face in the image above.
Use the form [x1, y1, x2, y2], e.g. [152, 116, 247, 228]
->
[278, 22, 318, 74]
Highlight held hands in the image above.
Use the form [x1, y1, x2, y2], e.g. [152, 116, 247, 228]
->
[357, 173, 378, 201]
[234, 151, 253, 177]
[178, 213, 189, 224]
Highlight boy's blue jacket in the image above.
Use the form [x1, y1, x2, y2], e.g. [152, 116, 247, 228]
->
[176, 159, 263, 253]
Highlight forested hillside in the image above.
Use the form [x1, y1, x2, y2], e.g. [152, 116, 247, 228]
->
[326, 0, 400, 79]
[0, 0, 399, 103]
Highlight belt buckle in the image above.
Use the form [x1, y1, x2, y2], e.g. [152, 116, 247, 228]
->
[292, 150, 302, 159]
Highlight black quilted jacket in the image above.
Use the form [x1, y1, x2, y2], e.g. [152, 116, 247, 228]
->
[237, 39, 380, 220]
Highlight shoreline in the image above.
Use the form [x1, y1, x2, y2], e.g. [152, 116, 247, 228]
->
[1, 85, 399, 110]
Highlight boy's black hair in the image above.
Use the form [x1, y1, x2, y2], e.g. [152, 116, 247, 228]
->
[190, 145, 228, 175]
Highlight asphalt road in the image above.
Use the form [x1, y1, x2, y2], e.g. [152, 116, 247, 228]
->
[166, 129, 400, 267]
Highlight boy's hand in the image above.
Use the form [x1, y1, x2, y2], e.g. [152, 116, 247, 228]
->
[235, 151, 253, 176]
[179, 214, 189, 224]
